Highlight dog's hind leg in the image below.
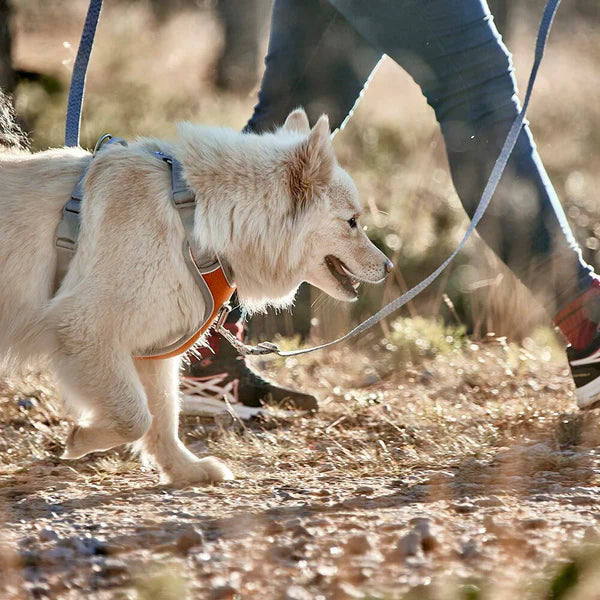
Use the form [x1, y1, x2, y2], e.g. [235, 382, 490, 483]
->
[134, 357, 233, 485]
[53, 345, 153, 460]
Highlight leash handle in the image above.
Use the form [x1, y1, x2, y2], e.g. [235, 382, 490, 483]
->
[220, 0, 562, 358]
[65, 0, 103, 147]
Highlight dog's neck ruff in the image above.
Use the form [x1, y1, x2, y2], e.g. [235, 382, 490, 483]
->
[54, 136, 236, 360]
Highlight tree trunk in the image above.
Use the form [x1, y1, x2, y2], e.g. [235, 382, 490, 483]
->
[0, 0, 15, 92]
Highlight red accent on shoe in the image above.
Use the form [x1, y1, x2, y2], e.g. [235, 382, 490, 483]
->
[554, 279, 600, 350]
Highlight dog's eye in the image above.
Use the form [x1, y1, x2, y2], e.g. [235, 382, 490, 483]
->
[348, 217, 357, 229]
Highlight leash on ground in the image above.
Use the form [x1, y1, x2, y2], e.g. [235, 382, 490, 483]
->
[65, 0, 561, 359]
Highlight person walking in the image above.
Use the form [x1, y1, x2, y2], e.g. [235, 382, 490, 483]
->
[188, 0, 600, 411]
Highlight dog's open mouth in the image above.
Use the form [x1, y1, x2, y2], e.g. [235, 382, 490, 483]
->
[325, 255, 360, 298]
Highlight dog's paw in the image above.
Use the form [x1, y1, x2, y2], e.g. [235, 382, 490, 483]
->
[61, 425, 89, 460]
[165, 456, 234, 485]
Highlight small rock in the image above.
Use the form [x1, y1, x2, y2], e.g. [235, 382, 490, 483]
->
[316, 565, 338, 578]
[476, 496, 505, 508]
[101, 558, 130, 578]
[265, 520, 285, 534]
[333, 582, 365, 599]
[458, 539, 481, 560]
[355, 486, 374, 495]
[345, 534, 374, 555]
[395, 532, 422, 558]
[38, 528, 59, 543]
[519, 518, 548, 530]
[360, 373, 380, 387]
[176, 525, 204, 553]
[291, 525, 313, 538]
[570, 495, 594, 505]
[409, 518, 438, 552]
[285, 585, 313, 600]
[72, 536, 107, 556]
[451, 502, 477, 514]
[18, 397, 37, 410]
[211, 585, 238, 600]
[39, 546, 74, 566]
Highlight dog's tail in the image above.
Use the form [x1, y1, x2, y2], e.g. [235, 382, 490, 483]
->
[0, 89, 29, 151]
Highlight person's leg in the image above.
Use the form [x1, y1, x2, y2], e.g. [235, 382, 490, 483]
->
[246, 0, 381, 134]
[328, 0, 600, 407]
[329, 0, 595, 312]
[242, 0, 600, 407]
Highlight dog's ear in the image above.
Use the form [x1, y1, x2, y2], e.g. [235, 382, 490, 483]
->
[288, 114, 335, 213]
[283, 108, 310, 134]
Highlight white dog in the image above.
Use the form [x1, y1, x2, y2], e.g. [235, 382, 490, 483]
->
[0, 107, 391, 484]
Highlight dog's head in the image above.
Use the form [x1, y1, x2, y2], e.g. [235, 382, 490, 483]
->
[280, 109, 392, 302]
[177, 109, 392, 310]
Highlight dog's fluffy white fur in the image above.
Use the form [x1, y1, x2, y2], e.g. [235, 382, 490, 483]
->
[0, 108, 390, 484]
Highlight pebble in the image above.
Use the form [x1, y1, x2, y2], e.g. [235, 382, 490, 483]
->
[316, 565, 338, 577]
[176, 525, 204, 553]
[519, 518, 548, 530]
[101, 558, 130, 578]
[210, 585, 239, 600]
[345, 534, 374, 555]
[38, 528, 59, 543]
[285, 585, 313, 600]
[39, 546, 74, 566]
[475, 496, 505, 508]
[18, 397, 37, 410]
[355, 486, 374, 495]
[265, 520, 285, 534]
[333, 582, 365, 599]
[459, 539, 481, 560]
[570, 495, 594, 505]
[409, 518, 438, 552]
[395, 532, 422, 558]
[450, 502, 477, 514]
[483, 515, 501, 534]
[291, 525, 313, 538]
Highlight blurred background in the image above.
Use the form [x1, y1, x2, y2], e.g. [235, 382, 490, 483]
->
[3, 0, 600, 344]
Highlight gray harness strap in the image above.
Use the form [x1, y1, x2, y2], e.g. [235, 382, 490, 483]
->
[53, 135, 231, 358]
[54, 135, 127, 292]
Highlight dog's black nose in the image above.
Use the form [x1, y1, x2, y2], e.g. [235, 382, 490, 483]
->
[385, 258, 393, 274]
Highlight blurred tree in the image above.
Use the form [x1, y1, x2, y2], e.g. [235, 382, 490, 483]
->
[575, 0, 600, 19]
[0, 0, 15, 92]
[487, 0, 511, 39]
[216, 0, 271, 93]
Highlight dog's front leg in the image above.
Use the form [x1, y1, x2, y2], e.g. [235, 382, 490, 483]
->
[134, 357, 233, 485]
[53, 346, 153, 459]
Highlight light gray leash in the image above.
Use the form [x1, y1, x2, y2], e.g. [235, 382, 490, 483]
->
[216, 0, 561, 358]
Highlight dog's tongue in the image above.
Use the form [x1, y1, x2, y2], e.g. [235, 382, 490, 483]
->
[328, 255, 346, 275]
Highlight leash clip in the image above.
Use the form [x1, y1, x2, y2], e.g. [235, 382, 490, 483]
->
[215, 303, 232, 330]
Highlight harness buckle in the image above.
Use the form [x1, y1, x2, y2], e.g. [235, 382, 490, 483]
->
[215, 303, 232, 330]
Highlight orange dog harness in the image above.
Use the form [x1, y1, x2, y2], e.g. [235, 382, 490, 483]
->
[54, 137, 236, 361]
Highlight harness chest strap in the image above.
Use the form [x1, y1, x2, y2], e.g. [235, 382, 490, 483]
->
[54, 137, 235, 360]
[140, 258, 236, 361]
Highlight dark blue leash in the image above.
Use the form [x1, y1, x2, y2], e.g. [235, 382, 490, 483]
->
[62, 0, 562, 356]
[64, 0, 103, 147]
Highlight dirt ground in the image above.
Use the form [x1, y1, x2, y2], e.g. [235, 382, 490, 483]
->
[4, 3, 600, 599]
[2, 332, 600, 600]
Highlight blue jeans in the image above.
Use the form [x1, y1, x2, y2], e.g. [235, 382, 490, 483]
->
[246, 0, 595, 312]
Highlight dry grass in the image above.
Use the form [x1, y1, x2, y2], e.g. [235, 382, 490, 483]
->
[3, 2, 600, 598]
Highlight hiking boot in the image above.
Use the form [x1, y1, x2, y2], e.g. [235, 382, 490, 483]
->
[184, 354, 318, 410]
[567, 332, 600, 410]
